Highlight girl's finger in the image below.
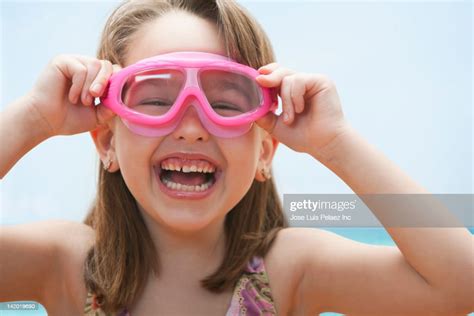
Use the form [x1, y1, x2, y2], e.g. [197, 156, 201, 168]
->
[280, 76, 295, 124]
[93, 63, 121, 125]
[80, 59, 102, 106]
[306, 73, 336, 97]
[256, 67, 295, 88]
[291, 74, 307, 114]
[258, 62, 279, 74]
[89, 60, 113, 97]
[95, 102, 116, 126]
[255, 107, 290, 142]
[64, 60, 88, 105]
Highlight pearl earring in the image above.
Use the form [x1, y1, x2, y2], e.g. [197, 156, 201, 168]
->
[261, 166, 271, 180]
[103, 158, 112, 171]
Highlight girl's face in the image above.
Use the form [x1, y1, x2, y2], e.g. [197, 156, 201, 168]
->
[97, 11, 277, 232]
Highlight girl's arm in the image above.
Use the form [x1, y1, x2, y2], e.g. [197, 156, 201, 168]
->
[255, 63, 473, 314]
[308, 125, 473, 312]
[0, 55, 116, 179]
[0, 55, 115, 311]
[0, 94, 50, 179]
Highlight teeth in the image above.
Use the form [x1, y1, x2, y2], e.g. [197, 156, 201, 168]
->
[162, 178, 213, 192]
[161, 158, 216, 173]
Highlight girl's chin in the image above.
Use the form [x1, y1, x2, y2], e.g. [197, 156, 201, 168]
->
[158, 215, 220, 233]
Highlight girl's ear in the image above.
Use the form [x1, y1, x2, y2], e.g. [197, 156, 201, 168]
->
[255, 133, 279, 182]
[89, 120, 119, 172]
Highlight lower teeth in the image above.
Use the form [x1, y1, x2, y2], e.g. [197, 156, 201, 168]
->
[162, 178, 214, 192]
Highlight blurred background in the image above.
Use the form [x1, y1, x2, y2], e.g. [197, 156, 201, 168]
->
[1, 0, 472, 315]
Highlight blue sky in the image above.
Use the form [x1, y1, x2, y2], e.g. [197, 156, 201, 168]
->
[1, 0, 472, 226]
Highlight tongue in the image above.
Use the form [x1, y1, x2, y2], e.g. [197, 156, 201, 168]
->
[169, 171, 208, 186]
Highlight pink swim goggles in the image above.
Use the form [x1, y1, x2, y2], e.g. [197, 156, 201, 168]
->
[100, 51, 278, 138]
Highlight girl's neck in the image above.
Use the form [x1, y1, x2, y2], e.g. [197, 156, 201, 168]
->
[141, 211, 227, 275]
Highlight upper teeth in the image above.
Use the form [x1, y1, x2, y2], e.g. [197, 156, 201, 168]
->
[160, 157, 216, 173]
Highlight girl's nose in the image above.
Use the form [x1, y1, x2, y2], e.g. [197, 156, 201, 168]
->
[171, 101, 210, 143]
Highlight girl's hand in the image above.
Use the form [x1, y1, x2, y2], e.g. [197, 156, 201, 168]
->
[26, 54, 120, 138]
[255, 63, 352, 158]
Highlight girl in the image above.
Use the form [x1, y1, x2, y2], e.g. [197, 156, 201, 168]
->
[0, 0, 472, 315]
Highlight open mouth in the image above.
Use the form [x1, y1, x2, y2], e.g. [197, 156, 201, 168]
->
[156, 157, 220, 193]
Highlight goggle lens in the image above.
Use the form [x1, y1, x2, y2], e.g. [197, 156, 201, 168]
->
[121, 68, 184, 116]
[120, 67, 263, 118]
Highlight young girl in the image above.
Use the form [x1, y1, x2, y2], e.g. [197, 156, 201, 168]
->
[1, 0, 472, 315]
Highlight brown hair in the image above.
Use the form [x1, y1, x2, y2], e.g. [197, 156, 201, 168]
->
[83, 0, 288, 313]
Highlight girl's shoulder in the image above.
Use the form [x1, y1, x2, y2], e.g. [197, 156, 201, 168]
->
[263, 227, 346, 314]
[2, 219, 95, 315]
[262, 227, 317, 314]
[42, 220, 96, 315]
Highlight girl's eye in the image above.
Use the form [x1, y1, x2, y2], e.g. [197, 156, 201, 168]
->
[212, 103, 242, 112]
[140, 99, 172, 106]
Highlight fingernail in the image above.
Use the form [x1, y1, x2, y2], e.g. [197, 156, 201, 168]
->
[283, 112, 289, 122]
[91, 83, 102, 94]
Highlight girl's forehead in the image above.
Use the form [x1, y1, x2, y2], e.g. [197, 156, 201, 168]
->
[124, 11, 227, 66]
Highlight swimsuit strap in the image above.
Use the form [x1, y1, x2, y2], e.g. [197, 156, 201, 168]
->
[225, 255, 277, 315]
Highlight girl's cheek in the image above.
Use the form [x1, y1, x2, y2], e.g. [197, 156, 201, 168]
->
[224, 138, 260, 168]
